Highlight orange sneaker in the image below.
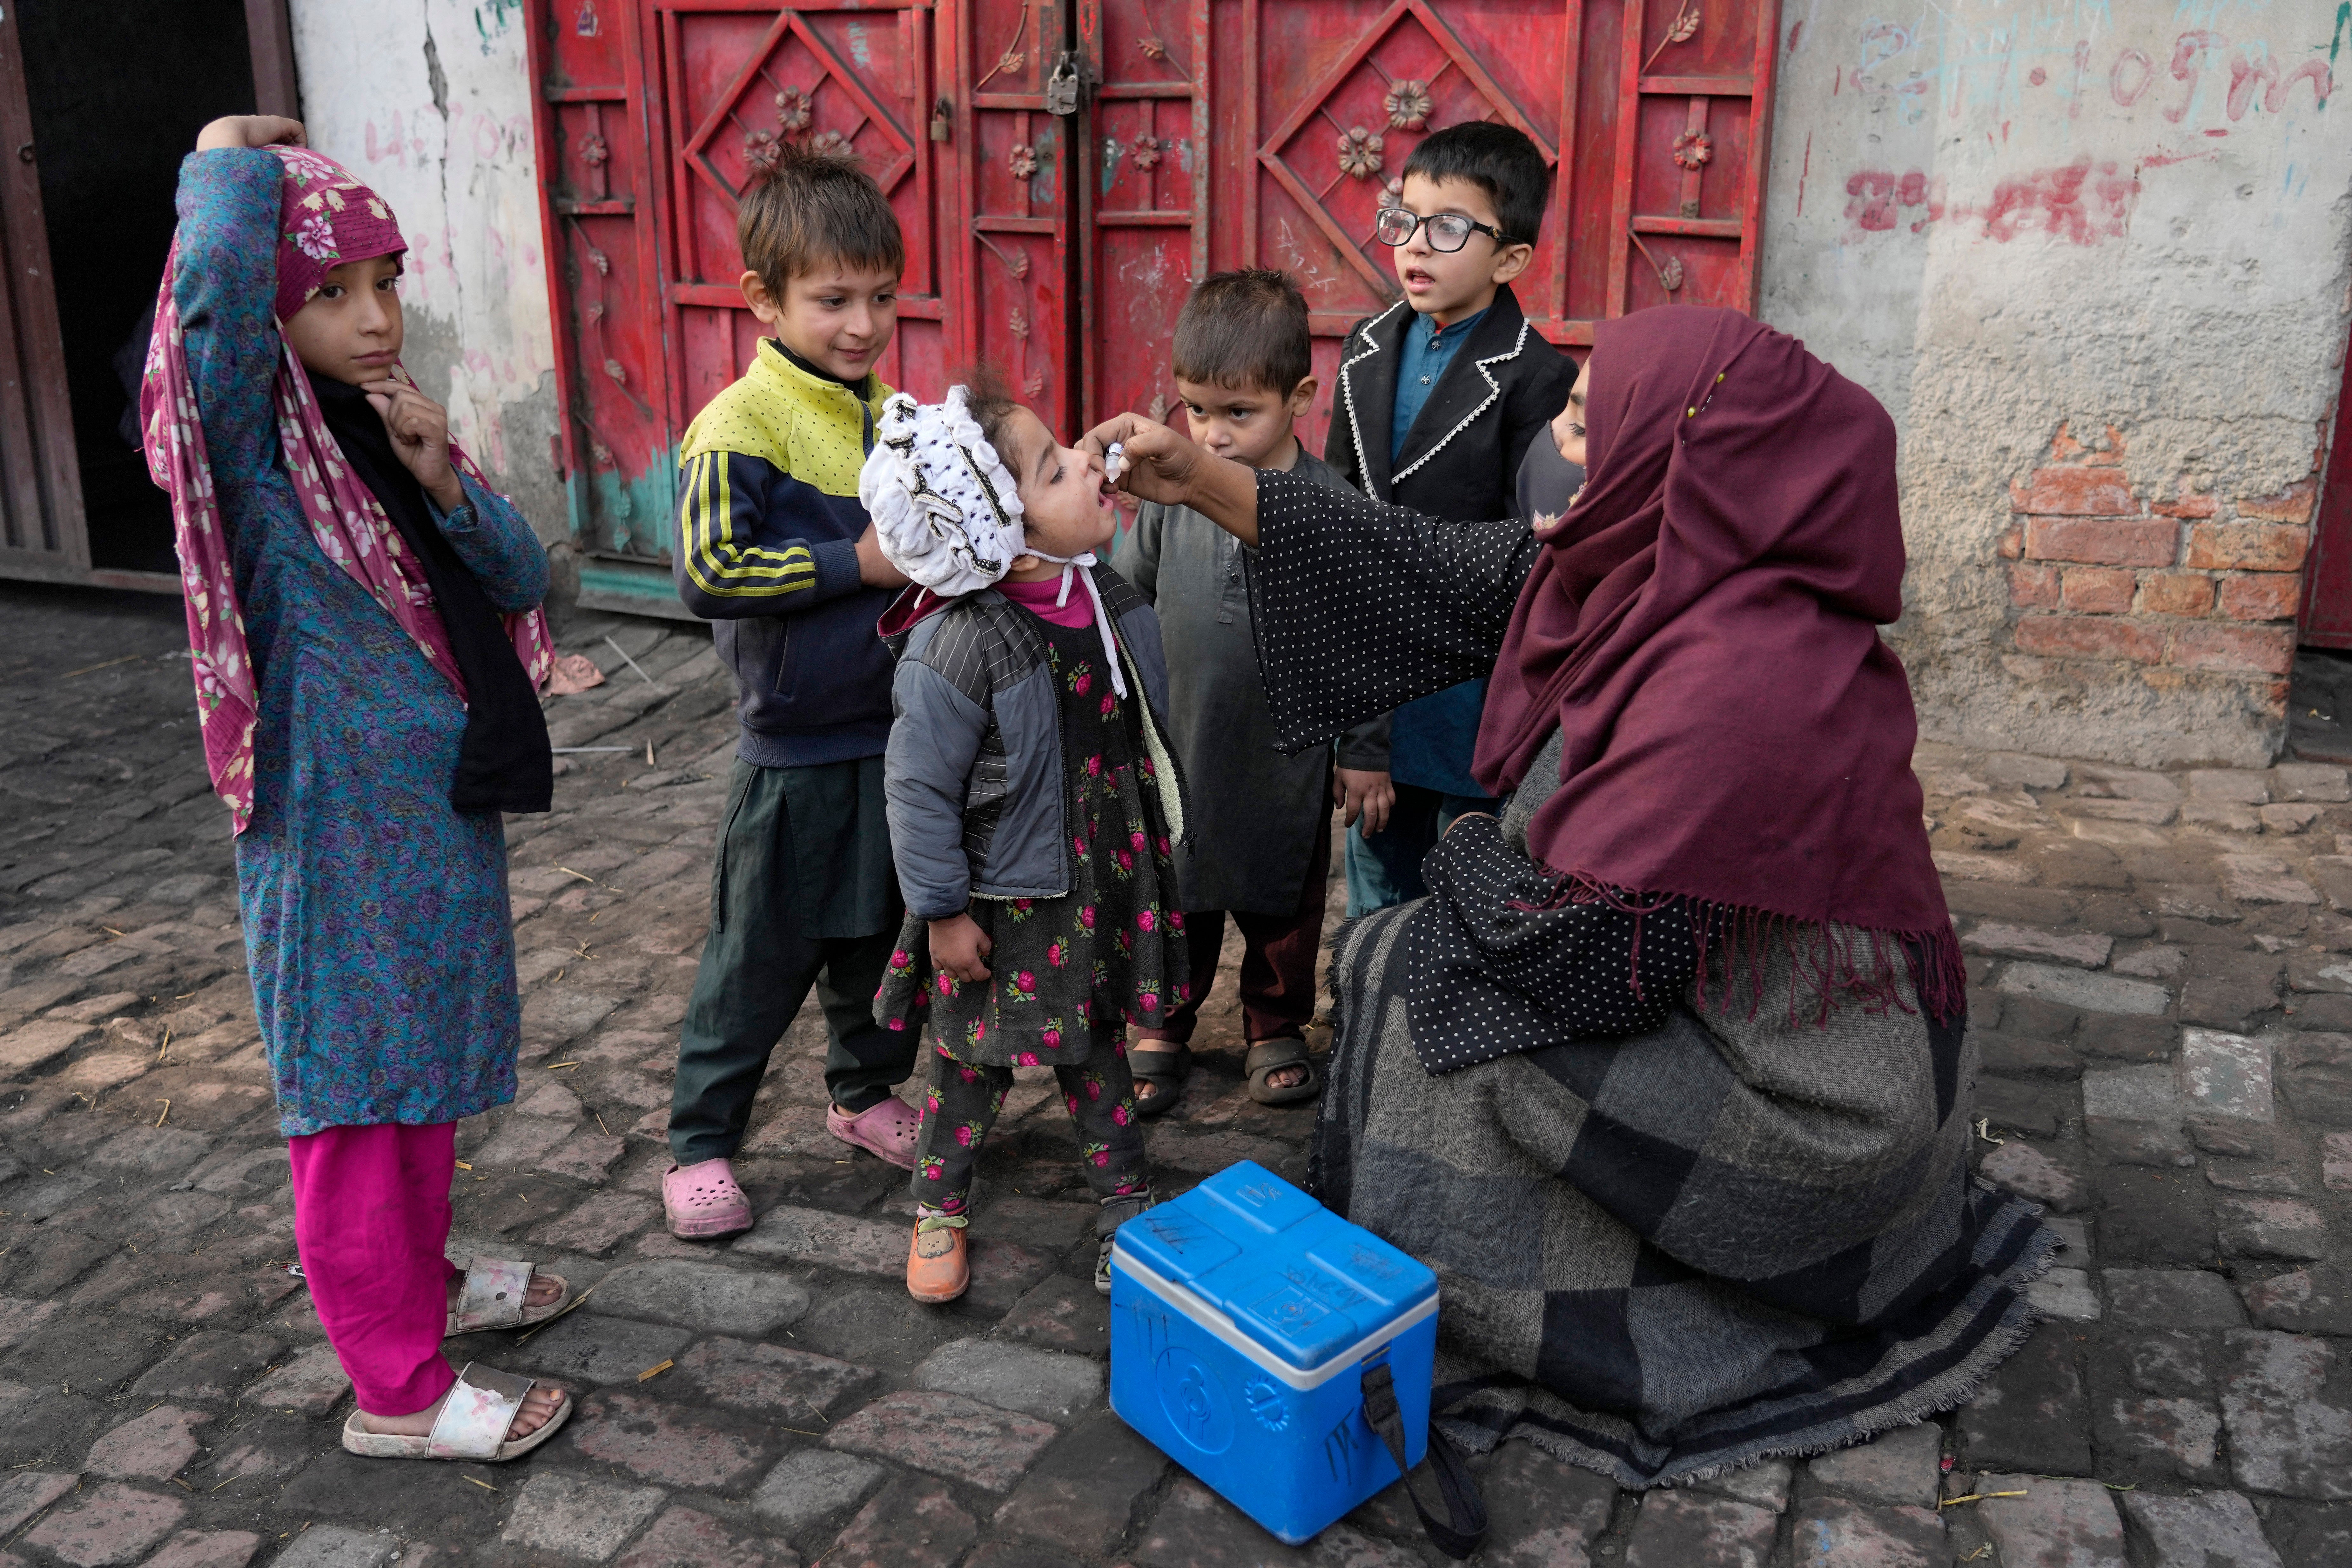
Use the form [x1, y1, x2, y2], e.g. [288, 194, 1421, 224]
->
[906, 1215, 970, 1303]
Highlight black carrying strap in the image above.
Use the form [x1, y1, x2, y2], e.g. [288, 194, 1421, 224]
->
[1361, 1361, 1487, 1560]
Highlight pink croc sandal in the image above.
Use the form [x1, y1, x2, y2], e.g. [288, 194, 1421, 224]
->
[663, 1157, 751, 1239]
[827, 1097, 922, 1171]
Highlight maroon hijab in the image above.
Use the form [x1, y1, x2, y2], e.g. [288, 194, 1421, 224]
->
[1471, 306, 1957, 1018]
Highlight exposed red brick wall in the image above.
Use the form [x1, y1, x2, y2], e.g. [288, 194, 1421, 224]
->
[2003, 422, 2319, 683]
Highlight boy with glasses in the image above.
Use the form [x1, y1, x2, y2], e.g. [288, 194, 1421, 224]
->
[1325, 120, 1576, 916]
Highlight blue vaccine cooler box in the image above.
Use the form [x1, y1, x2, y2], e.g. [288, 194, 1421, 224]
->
[1107, 1161, 1440, 1546]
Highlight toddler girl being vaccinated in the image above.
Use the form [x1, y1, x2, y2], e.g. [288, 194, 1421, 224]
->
[864, 376, 1189, 1303]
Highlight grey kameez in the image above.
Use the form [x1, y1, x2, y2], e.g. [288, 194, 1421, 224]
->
[1115, 449, 1355, 916]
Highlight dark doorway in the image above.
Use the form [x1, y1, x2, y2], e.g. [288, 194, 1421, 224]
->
[16, 0, 258, 574]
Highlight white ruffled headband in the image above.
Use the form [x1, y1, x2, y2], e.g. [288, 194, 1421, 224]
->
[862, 386, 1125, 697]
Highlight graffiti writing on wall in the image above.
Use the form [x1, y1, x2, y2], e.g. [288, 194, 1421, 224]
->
[1844, 157, 2141, 244]
[1836, 19, 2332, 131]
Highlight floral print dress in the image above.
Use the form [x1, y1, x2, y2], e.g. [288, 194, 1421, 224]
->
[878, 613, 1194, 1067]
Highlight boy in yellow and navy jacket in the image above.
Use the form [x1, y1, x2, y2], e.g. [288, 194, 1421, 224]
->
[663, 145, 922, 1240]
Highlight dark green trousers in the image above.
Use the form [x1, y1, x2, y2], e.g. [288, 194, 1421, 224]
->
[669, 756, 917, 1164]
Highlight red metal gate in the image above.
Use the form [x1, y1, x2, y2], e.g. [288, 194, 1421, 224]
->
[526, 0, 1779, 614]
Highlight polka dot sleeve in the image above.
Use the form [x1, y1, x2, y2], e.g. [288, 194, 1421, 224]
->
[1247, 467, 1541, 755]
[1403, 815, 1706, 1074]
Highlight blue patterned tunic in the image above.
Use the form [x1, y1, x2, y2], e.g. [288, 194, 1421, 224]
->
[174, 148, 547, 1136]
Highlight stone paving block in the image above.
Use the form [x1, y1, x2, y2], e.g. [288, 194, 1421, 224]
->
[84, 1403, 206, 1479]
[2093, 1393, 2221, 1481]
[0, 1470, 76, 1533]
[2104, 1269, 2243, 1327]
[2111, 944, 2184, 979]
[960, 1238, 1062, 1315]
[141, 1529, 262, 1568]
[1457, 1437, 1616, 1566]
[2280, 1032, 2352, 1126]
[569, 1388, 777, 1489]
[2177, 1027, 2274, 1121]
[2327, 1129, 2352, 1189]
[1806, 1422, 1942, 1506]
[2027, 1269, 2100, 1321]
[0, 1295, 62, 1351]
[269, 1526, 397, 1568]
[1978, 1141, 2087, 1210]
[532, 1192, 659, 1253]
[1963, 923, 2113, 967]
[472, 1115, 573, 1169]
[2219, 1329, 2352, 1498]
[1689, 1456, 1791, 1513]
[1975, 1475, 2125, 1568]
[2117, 1489, 2281, 1567]
[542, 1132, 629, 1183]
[1956, 1324, 2092, 1474]
[86, 1126, 213, 1176]
[0, 1018, 96, 1074]
[732, 1203, 906, 1276]
[2083, 1064, 2180, 1123]
[2289, 950, 2352, 993]
[590, 1259, 810, 1336]
[1624, 1489, 1778, 1567]
[1133, 1477, 1423, 1566]
[674, 1336, 875, 1418]
[1998, 962, 2169, 1015]
[1983, 753, 2069, 790]
[236, 1342, 349, 1415]
[965, 1545, 1086, 1568]
[2078, 766, 2181, 801]
[2311, 858, 2352, 913]
[510, 1312, 693, 1385]
[2263, 1499, 2352, 1565]
[996, 1272, 1112, 1356]
[2243, 1263, 2352, 1333]
[2275, 762, 2352, 801]
[2188, 769, 2272, 804]
[992, 1409, 1169, 1554]
[1787, 1497, 1945, 1568]
[2180, 951, 2286, 1029]
[501, 1471, 667, 1561]
[1975, 1077, 2070, 1136]
[609, 1504, 800, 1568]
[23, 1482, 187, 1567]
[2096, 1172, 2214, 1263]
[2219, 854, 2321, 905]
[2216, 1195, 2328, 1259]
[824, 1389, 1060, 1492]
[912, 1338, 1105, 1423]
[275, 1448, 514, 1532]
[206, 1412, 316, 1482]
[131, 1331, 285, 1402]
[751, 1450, 885, 1536]
[823, 1475, 978, 1568]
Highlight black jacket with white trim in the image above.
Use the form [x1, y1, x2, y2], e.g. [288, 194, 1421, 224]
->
[1322, 282, 1577, 525]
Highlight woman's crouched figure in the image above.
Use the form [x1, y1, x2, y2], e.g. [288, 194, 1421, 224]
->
[1090, 305, 2057, 1489]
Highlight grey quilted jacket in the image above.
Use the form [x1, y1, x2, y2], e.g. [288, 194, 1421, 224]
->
[879, 564, 1186, 920]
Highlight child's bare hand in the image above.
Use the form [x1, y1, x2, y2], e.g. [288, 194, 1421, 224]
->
[196, 116, 306, 151]
[1334, 768, 1394, 838]
[929, 914, 993, 984]
[855, 524, 909, 588]
[362, 380, 466, 511]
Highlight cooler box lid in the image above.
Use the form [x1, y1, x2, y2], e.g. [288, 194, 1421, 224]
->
[1114, 1162, 1437, 1373]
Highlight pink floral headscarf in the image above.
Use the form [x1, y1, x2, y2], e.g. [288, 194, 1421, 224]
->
[142, 145, 552, 834]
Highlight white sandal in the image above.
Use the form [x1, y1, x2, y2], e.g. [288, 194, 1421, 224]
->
[445, 1256, 569, 1336]
[340, 1362, 571, 1462]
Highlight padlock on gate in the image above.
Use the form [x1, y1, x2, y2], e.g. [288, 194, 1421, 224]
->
[1045, 50, 1083, 116]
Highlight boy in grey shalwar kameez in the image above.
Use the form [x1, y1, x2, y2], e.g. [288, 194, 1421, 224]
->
[1115, 270, 1361, 1111]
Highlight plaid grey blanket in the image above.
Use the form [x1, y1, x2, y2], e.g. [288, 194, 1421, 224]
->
[1310, 899, 2056, 1490]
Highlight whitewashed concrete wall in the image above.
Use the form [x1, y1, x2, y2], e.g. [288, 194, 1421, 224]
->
[1760, 0, 2351, 766]
[287, 0, 568, 565]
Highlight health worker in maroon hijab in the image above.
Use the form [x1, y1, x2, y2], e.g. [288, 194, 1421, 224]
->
[1082, 305, 2054, 1491]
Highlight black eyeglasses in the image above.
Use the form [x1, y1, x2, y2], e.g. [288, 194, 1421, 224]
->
[1373, 207, 1525, 252]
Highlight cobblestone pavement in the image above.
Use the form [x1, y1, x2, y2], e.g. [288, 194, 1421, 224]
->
[3, 580, 2351, 1567]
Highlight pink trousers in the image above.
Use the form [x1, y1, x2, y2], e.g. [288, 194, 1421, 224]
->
[286, 1121, 461, 1416]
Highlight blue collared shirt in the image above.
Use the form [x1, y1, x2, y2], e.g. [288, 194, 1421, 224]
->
[1390, 305, 1488, 463]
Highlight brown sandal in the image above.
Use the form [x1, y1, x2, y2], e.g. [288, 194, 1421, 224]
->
[1245, 1038, 1322, 1107]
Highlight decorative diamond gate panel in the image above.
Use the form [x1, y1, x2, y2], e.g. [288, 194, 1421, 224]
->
[661, 3, 949, 434]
